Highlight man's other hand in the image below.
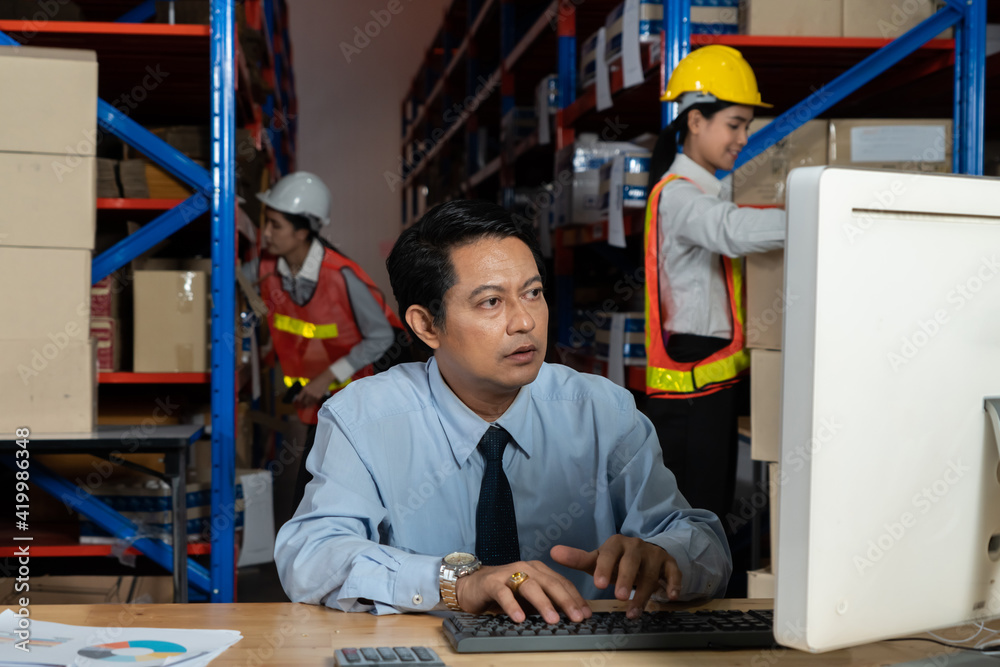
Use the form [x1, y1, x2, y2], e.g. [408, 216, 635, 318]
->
[295, 369, 334, 408]
[454, 561, 592, 624]
[551, 535, 682, 619]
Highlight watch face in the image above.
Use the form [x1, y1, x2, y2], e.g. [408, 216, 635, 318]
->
[444, 552, 477, 567]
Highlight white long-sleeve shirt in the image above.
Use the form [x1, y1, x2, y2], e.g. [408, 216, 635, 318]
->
[657, 153, 786, 338]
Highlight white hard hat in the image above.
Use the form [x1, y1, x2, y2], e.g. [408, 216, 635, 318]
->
[256, 172, 331, 230]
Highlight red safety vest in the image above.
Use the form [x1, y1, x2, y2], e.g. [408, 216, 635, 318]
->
[260, 246, 404, 424]
[643, 174, 750, 398]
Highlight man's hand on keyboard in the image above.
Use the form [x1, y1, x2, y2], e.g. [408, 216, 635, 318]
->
[455, 561, 593, 625]
[550, 536, 682, 619]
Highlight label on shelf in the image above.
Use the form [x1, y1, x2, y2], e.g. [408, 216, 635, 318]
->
[607, 156, 627, 249]
[621, 0, 644, 89]
[595, 28, 613, 112]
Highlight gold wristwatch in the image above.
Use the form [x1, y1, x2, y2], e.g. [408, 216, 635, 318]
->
[439, 552, 481, 611]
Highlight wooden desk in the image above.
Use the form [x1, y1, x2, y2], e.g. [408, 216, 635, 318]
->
[27, 599, 960, 666]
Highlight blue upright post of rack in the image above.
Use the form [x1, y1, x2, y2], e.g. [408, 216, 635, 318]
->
[953, 0, 986, 175]
[210, 0, 237, 603]
[661, 0, 689, 128]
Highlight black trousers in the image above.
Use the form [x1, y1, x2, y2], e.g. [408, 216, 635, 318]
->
[292, 424, 318, 513]
[643, 333, 746, 533]
[643, 384, 742, 532]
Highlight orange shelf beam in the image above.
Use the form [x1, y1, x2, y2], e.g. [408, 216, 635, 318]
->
[0, 542, 211, 558]
[97, 198, 186, 210]
[98, 372, 210, 384]
[0, 20, 209, 36]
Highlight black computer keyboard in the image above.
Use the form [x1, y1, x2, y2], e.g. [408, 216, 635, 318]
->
[442, 608, 775, 652]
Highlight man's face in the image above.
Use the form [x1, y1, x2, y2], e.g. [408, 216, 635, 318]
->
[261, 208, 309, 257]
[431, 236, 547, 405]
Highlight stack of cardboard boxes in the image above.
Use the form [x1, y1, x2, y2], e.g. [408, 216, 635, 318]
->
[739, 113, 952, 597]
[734, 117, 953, 207]
[740, 0, 949, 38]
[0, 46, 99, 435]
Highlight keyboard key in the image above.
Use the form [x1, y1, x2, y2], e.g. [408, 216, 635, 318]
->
[393, 647, 415, 661]
[377, 647, 396, 661]
[360, 648, 380, 661]
[341, 648, 361, 663]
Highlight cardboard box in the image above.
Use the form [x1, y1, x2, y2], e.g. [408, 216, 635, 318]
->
[0, 152, 96, 250]
[740, 0, 842, 36]
[145, 161, 200, 199]
[745, 249, 785, 350]
[750, 348, 781, 462]
[828, 118, 952, 172]
[133, 270, 208, 372]
[0, 339, 96, 435]
[747, 566, 775, 599]
[734, 118, 828, 206]
[842, 0, 949, 39]
[0, 247, 90, 342]
[769, 461, 780, 571]
[0, 46, 97, 155]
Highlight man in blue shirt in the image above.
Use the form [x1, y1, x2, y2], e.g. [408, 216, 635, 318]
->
[274, 200, 731, 621]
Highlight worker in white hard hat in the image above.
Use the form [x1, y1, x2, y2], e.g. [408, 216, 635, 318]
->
[256, 171, 406, 508]
[642, 46, 786, 539]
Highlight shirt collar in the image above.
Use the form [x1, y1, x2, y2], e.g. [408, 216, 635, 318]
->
[276, 238, 324, 282]
[669, 153, 723, 198]
[427, 356, 535, 468]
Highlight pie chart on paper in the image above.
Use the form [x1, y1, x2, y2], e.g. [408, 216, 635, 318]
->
[77, 639, 187, 662]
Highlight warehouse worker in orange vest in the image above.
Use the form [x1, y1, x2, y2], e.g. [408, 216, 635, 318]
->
[643, 46, 786, 532]
[257, 172, 404, 508]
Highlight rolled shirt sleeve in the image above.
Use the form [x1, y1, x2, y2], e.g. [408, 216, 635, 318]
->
[274, 407, 441, 614]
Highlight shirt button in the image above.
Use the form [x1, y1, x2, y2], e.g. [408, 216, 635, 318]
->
[412, 593, 423, 606]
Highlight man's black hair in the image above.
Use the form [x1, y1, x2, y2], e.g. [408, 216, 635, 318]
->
[386, 199, 545, 350]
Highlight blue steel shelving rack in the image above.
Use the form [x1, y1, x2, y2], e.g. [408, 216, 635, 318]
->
[0, 0, 265, 603]
[653, 0, 987, 175]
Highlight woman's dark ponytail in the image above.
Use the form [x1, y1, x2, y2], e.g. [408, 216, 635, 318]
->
[647, 119, 680, 192]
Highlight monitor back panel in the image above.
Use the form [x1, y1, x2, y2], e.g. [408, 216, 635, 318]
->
[776, 167, 1000, 652]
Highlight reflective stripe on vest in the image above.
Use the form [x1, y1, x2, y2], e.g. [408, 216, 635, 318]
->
[644, 173, 750, 397]
[273, 314, 339, 339]
[283, 375, 351, 392]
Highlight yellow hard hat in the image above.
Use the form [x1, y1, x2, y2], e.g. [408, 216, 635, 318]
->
[661, 44, 772, 108]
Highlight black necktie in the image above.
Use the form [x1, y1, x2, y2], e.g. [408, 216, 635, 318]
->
[475, 425, 520, 566]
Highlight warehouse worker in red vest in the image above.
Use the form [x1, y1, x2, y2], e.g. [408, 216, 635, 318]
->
[643, 45, 786, 531]
[257, 172, 404, 507]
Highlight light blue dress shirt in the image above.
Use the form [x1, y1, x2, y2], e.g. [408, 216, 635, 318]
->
[274, 358, 731, 614]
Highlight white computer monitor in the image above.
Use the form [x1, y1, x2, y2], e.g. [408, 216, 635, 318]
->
[774, 166, 1000, 653]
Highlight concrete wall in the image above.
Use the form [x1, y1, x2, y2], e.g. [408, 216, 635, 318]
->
[286, 0, 451, 304]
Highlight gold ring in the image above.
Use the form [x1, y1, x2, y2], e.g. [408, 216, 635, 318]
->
[507, 571, 529, 594]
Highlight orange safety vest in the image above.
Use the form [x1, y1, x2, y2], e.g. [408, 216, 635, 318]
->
[643, 174, 750, 398]
[260, 246, 404, 424]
